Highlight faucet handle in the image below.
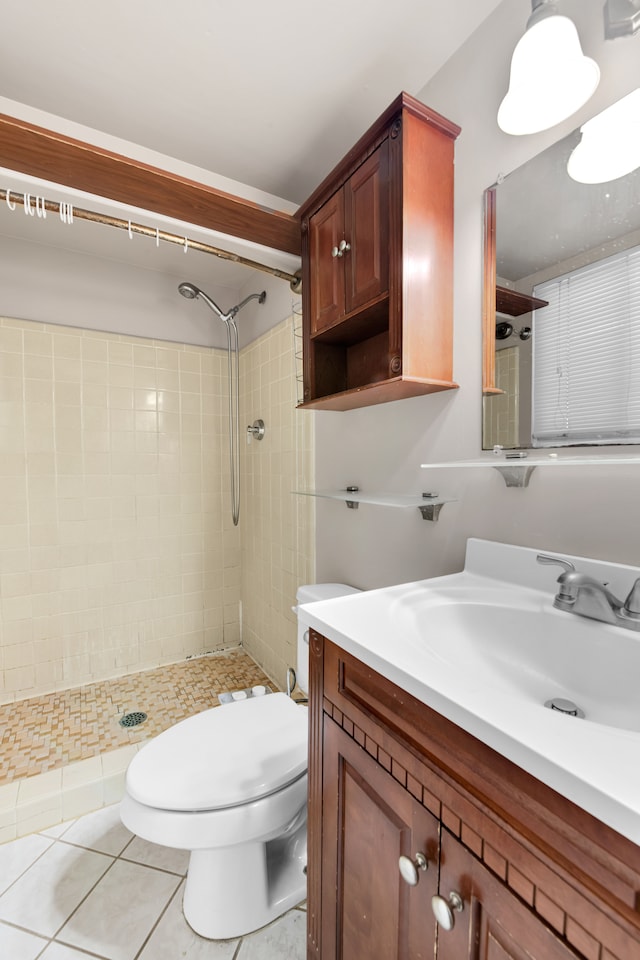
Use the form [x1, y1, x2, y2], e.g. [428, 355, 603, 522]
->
[536, 554, 576, 575]
[623, 578, 640, 619]
[536, 554, 577, 600]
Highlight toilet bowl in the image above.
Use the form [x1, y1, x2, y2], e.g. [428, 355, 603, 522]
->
[120, 582, 360, 940]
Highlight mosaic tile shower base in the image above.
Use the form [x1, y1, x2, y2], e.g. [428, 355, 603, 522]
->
[0, 650, 273, 785]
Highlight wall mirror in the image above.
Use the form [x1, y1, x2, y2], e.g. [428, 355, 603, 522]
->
[482, 121, 640, 451]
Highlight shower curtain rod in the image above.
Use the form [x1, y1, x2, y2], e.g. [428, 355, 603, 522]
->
[1, 188, 302, 292]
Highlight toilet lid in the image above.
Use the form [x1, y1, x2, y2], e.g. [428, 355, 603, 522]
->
[126, 693, 308, 812]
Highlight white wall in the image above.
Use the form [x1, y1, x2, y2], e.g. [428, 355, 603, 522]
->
[0, 233, 243, 349]
[314, 0, 640, 590]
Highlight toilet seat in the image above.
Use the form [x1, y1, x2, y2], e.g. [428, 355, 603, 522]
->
[125, 692, 307, 812]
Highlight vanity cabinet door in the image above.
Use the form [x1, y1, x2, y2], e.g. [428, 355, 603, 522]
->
[436, 830, 583, 960]
[321, 716, 439, 960]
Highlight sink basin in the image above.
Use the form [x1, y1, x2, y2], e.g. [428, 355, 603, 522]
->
[392, 588, 640, 732]
[298, 539, 640, 844]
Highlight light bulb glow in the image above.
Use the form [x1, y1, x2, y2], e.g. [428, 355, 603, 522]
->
[567, 88, 640, 183]
[498, 15, 600, 136]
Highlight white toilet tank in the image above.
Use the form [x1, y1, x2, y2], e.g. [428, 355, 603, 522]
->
[295, 583, 361, 694]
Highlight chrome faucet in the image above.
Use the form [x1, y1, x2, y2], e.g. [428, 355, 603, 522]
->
[537, 554, 640, 631]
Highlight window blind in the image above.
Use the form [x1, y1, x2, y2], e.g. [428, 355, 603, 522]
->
[531, 244, 640, 446]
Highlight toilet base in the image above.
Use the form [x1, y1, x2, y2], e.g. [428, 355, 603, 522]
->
[183, 816, 307, 939]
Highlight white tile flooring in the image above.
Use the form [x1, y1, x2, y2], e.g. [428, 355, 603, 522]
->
[0, 804, 307, 960]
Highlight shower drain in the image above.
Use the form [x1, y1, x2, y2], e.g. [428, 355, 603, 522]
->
[119, 711, 148, 728]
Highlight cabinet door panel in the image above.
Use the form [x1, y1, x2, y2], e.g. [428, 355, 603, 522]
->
[321, 718, 438, 960]
[309, 190, 345, 335]
[344, 140, 389, 315]
[437, 830, 582, 960]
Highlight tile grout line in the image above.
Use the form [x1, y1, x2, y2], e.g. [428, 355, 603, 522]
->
[0, 917, 53, 958]
[0, 835, 56, 898]
[49, 839, 119, 944]
[232, 936, 245, 960]
[131, 878, 185, 960]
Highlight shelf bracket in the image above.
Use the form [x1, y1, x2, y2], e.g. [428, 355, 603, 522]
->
[493, 465, 537, 488]
[345, 485, 360, 509]
[418, 493, 445, 521]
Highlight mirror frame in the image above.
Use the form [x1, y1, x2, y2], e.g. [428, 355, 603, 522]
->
[0, 111, 300, 256]
[482, 185, 501, 396]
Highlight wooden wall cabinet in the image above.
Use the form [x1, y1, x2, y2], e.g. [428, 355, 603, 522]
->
[309, 141, 389, 338]
[308, 633, 640, 960]
[298, 93, 461, 411]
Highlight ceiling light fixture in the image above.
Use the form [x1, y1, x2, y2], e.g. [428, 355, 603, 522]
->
[498, 0, 600, 136]
[604, 0, 640, 38]
[567, 87, 640, 183]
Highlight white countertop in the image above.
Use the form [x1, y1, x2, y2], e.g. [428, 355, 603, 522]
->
[299, 539, 640, 845]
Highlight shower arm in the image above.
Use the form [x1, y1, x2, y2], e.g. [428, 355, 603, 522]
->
[178, 281, 266, 527]
[229, 290, 267, 318]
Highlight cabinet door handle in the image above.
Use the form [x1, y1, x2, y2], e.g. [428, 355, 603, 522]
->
[331, 240, 352, 258]
[431, 891, 464, 931]
[398, 852, 428, 886]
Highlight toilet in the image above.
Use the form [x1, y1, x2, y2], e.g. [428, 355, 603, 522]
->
[119, 582, 360, 940]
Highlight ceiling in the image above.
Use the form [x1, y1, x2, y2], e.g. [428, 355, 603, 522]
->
[0, 0, 504, 299]
[1, 0, 504, 206]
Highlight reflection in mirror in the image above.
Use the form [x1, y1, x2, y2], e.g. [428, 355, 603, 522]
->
[482, 121, 640, 451]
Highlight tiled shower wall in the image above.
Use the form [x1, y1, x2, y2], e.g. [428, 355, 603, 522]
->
[239, 315, 315, 688]
[0, 316, 241, 704]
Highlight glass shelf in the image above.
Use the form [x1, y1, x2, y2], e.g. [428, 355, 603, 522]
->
[293, 489, 456, 521]
[421, 453, 640, 487]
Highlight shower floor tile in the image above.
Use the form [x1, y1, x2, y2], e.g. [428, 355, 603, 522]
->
[0, 651, 274, 787]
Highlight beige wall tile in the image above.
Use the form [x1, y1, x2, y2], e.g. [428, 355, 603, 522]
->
[1, 313, 315, 707]
[239, 315, 315, 690]
[0, 318, 233, 704]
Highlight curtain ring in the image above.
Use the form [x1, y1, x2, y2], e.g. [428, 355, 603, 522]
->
[156, 226, 160, 247]
[59, 202, 74, 225]
[25, 193, 35, 216]
[128, 220, 133, 239]
[35, 196, 46, 219]
[6, 190, 16, 212]
[184, 236, 188, 254]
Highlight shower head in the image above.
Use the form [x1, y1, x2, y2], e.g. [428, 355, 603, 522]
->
[178, 281, 227, 320]
[178, 282, 200, 300]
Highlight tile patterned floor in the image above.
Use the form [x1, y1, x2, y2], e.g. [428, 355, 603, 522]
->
[0, 803, 306, 960]
[0, 652, 274, 785]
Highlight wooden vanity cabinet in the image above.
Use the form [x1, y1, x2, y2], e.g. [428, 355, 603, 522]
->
[298, 92, 461, 411]
[307, 632, 640, 960]
[437, 830, 582, 960]
[321, 716, 439, 960]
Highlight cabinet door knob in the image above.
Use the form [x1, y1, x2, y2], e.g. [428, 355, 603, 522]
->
[398, 852, 428, 886]
[331, 240, 351, 258]
[431, 891, 464, 931]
